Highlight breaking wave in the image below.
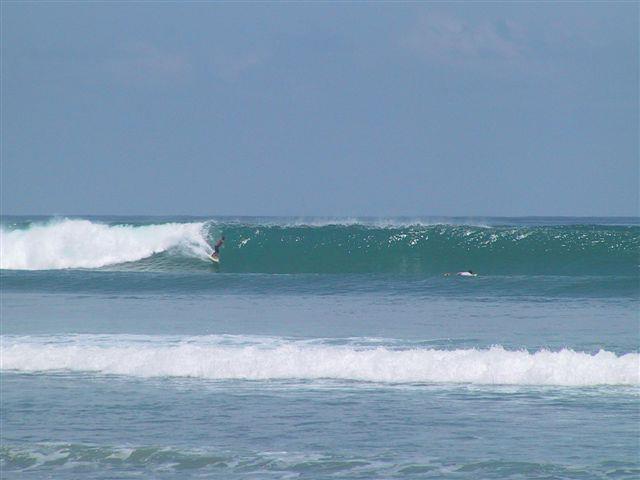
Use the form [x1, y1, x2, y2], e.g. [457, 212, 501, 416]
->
[1, 217, 638, 274]
[2, 335, 638, 386]
[0, 219, 209, 270]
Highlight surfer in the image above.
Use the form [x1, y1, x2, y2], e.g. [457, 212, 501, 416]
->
[212, 236, 225, 258]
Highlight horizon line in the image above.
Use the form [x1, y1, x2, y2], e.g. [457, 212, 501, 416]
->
[1, 213, 639, 219]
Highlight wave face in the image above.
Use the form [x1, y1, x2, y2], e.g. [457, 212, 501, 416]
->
[1, 217, 638, 274]
[2, 335, 638, 386]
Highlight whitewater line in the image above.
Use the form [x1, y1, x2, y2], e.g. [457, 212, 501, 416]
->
[2, 339, 638, 386]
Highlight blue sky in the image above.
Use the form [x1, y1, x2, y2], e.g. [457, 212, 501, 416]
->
[2, 2, 638, 216]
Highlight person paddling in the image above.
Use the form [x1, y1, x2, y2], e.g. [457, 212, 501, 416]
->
[444, 270, 477, 277]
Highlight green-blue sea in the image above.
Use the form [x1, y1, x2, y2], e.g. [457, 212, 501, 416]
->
[1, 216, 639, 479]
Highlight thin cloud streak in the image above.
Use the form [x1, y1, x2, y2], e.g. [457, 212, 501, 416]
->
[400, 12, 527, 67]
[103, 42, 193, 86]
[208, 47, 271, 82]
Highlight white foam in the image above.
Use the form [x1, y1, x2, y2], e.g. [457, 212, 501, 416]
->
[2, 336, 638, 386]
[0, 219, 209, 270]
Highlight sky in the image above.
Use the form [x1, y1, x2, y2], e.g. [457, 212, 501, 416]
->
[1, 1, 638, 217]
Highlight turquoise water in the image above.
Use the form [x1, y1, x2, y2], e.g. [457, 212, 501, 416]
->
[1, 216, 639, 479]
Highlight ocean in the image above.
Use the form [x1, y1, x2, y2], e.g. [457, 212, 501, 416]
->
[1, 216, 638, 479]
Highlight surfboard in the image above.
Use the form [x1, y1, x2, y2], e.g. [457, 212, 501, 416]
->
[208, 253, 220, 264]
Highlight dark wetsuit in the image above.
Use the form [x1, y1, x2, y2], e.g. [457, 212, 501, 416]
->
[213, 239, 224, 255]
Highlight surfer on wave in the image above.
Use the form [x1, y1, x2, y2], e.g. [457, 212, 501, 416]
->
[211, 236, 225, 259]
